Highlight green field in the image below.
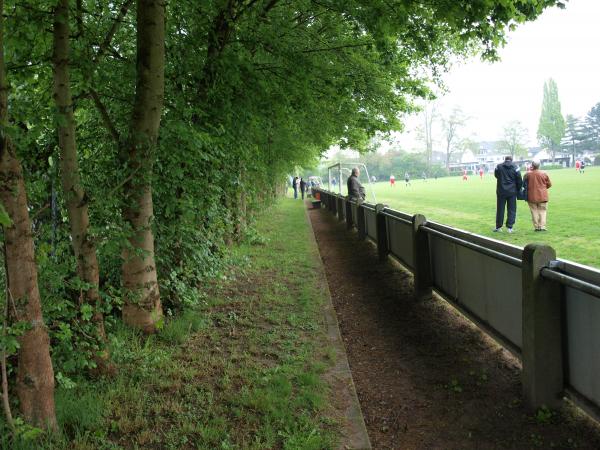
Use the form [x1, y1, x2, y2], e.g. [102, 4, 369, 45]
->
[351, 168, 599, 268]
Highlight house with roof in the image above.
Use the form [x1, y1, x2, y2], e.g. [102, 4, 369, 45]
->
[447, 140, 573, 174]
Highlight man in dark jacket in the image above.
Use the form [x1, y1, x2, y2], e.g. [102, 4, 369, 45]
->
[347, 167, 366, 201]
[494, 156, 522, 233]
[291, 176, 298, 199]
[299, 177, 306, 199]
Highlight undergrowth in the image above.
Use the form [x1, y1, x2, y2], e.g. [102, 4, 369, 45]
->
[0, 198, 338, 449]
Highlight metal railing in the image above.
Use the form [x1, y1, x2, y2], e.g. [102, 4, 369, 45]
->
[313, 188, 600, 422]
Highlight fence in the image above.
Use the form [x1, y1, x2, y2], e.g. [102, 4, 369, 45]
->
[315, 188, 600, 420]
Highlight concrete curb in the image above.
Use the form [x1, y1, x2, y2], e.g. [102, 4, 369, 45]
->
[304, 201, 372, 450]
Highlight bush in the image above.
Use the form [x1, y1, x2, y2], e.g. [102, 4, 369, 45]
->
[540, 164, 565, 170]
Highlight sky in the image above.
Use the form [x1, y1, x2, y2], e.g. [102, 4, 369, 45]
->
[389, 0, 600, 151]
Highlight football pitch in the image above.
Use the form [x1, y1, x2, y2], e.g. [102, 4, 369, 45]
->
[353, 168, 599, 269]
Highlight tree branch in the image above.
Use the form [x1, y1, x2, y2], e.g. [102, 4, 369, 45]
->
[89, 89, 120, 144]
[93, 0, 134, 64]
[301, 43, 371, 53]
[30, 202, 51, 221]
[75, 0, 84, 38]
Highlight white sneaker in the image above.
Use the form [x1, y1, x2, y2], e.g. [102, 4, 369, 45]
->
[493, 228, 502, 232]
[507, 228, 514, 234]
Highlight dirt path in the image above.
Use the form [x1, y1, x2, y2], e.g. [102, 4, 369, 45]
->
[308, 206, 600, 449]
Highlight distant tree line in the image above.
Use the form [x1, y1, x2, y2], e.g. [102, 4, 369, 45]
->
[562, 104, 600, 163]
[537, 78, 600, 164]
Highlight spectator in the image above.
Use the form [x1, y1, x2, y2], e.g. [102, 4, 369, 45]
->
[404, 172, 411, 187]
[524, 160, 552, 231]
[479, 167, 484, 179]
[494, 155, 523, 233]
[347, 167, 366, 202]
[390, 174, 395, 187]
[580, 160, 586, 174]
[292, 176, 298, 199]
[299, 177, 307, 200]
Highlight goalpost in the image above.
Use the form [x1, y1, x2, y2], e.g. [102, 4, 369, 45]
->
[327, 162, 377, 203]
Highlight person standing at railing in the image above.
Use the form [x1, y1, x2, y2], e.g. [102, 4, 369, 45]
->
[347, 167, 366, 202]
[494, 155, 523, 233]
[292, 176, 299, 199]
[299, 177, 307, 200]
[524, 160, 552, 232]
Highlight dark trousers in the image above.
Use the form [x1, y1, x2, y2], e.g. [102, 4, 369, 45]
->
[496, 195, 517, 229]
[301, 189, 305, 199]
[293, 188, 298, 199]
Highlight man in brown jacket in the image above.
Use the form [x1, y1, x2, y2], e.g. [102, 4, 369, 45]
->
[524, 160, 552, 231]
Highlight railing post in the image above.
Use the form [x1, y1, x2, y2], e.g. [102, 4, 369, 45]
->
[331, 193, 337, 215]
[412, 214, 432, 301]
[357, 204, 366, 240]
[346, 201, 353, 230]
[337, 196, 345, 222]
[521, 244, 563, 409]
[375, 204, 388, 262]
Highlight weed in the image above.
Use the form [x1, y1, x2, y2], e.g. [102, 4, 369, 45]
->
[530, 433, 544, 447]
[159, 309, 209, 344]
[446, 378, 463, 393]
[534, 405, 555, 425]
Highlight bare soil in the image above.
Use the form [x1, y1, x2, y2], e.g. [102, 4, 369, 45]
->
[308, 206, 600, 450]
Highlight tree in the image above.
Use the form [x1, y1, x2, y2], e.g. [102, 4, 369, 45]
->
[416, 104, 436, 169]
[52, 0, 110, 369]
[562, 114, 586, 165]
[501, 120, 528, 159]
[441, 107, 467, 169]
[537, 78, 565, 162]
[120, 0, 165, 332]
[0, 0, 56, 429]
[584, 103, 600, 151]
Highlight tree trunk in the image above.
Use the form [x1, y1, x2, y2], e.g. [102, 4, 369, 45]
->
[52, 0, 110, 371]
[232, 167, 246, 242]
[424, 108, 433, 169]
[234, 188, 247, 241]
[0, 0, 57, 428]
[121, 0, 165, 333]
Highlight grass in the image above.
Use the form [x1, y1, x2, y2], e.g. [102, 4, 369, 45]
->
[1, 198, 338, 449]
[358, 167, 600, 268]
